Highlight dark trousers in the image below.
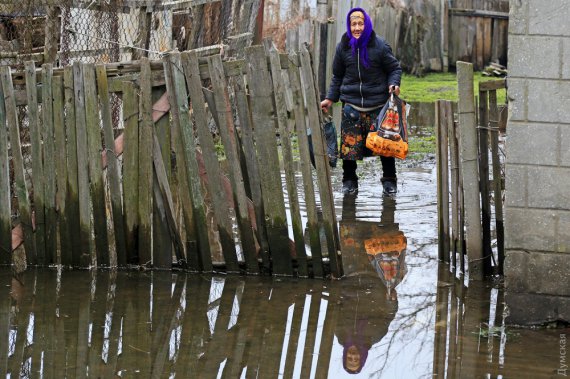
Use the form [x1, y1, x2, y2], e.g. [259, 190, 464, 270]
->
[342, 157, 396, 182]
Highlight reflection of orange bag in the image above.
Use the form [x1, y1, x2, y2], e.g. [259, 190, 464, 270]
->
[366, 94, 410, 159]
[364, 232, 407, 255]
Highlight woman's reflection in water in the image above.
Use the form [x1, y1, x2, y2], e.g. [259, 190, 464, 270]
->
[338, 195, 407, 374]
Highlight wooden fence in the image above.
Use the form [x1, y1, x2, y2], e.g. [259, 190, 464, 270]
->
[0, 45, 342, 278]
[436, 62, 505, 279]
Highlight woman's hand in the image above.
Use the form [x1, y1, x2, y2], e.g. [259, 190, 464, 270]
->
[320, 98, 333, 113]
[389, 85, 400, 96]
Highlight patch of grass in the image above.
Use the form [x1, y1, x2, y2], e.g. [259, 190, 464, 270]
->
[401, 72, 507, 104]
[407, 126, 435, 160]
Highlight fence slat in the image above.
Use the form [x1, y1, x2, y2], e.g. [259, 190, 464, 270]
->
[24, 61, 45, 265]
[287, 53, 323, 278]
[163, 53, 212, 272]
[478, 90, 493, 274]
[457, 62, 484, 279]
[138, 58, 154, 267]
[299, 47, 342, 278]
[122, 82, 139, 264]
[52, 76, 72, 263]
[267, 47, 308, 277]
[63, 66, 82, 267]
[152, 134, 185, 268]
[96, 65, 127, 266]
[83, 64, 110, 266]
[207, 54, 258, 273]
[72, 62, 94, 267]
[230, 73, 270, 272]
[489, 90, 504, 274]
[245, 45, 293, 276]
[0, 78, 10, 262]
[436, 100, 450, 262]
[1, 66, 35, 263]
[42, 64, 58, 264]
[447, 101, 460, 269]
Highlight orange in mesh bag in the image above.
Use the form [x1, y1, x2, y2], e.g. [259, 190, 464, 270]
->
[365, 94, 410, 159]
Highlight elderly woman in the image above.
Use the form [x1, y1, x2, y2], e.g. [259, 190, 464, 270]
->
[321, 7, 402, 195]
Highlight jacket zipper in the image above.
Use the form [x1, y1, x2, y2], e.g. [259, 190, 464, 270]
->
[357, 48, 364, 108]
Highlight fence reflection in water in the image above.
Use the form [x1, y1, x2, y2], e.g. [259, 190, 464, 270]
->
[0, 265, 564, 378]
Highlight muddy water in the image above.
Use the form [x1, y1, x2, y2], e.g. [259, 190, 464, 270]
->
[0, 159, 567, 378]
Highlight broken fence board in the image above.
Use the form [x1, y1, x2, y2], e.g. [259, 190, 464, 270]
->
[1, 66, 35, 264]
[436, 100, 451, 263]
[96, 64, 127, 266]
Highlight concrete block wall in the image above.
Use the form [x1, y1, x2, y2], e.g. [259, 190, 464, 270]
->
[505, 0, 570, 325]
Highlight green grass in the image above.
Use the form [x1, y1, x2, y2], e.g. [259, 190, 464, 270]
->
[401, 72, 507, 104]
[407, 126, 436, 160]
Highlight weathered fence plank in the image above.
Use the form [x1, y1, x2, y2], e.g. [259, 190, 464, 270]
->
[63, 66, 81, 267]
[457, 62, 484, 279]
[83, 64, 110, 266]
[286, 52, 323, 278]
[447, 102, 460, 269]
[300, 47, 342, 278]
[42, 64, 58, 264]
[478, 90, 493, 274]
[96, 65, 127, 266]
[207, 54, 257, 273]
[1, 66, 35, 263]
[138, 59, 154, 267]
[0, 79, 10, 262]
[122, 82, 139, 264]
[52, 76, 72, 263]
[152, 134, 184, 268]
[245, 46, 293, 276]
[489, 90, 504, 274]
[163, 53, 212, 272]
[436, 100, 450, 262]
[25, 61, 45, 264]
[72, 62, 94, 267]
[267, 47, 308, 277]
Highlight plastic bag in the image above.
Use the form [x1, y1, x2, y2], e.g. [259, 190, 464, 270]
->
[365, 94, 410, 159]
[308, 118, 338, 168]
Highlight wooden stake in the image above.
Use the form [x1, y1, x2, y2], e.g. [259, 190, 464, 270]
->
[0, 76, 10, 262]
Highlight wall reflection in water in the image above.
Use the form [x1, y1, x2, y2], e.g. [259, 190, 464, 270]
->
[0, 194, 565, 378]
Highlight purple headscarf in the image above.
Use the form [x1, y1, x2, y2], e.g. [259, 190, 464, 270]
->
[346, 7, 374, 68]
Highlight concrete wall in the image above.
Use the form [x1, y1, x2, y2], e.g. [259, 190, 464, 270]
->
[504, 0, 570, 325]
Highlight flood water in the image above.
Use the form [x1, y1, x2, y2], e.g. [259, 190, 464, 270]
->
[1, 158, 567, 378]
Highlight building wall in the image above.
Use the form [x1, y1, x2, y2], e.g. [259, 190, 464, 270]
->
[504, 0, 570, 325]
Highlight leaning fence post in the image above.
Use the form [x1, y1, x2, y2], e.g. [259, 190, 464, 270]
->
[477, 89, 493, 274]
[456, 62, 484, 280]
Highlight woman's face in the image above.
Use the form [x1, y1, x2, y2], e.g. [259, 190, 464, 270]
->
[346, 345, 361, 372]
[350, 11, 365, 39]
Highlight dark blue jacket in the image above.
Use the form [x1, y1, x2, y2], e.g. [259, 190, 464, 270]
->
[326, 31, 402, 108]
